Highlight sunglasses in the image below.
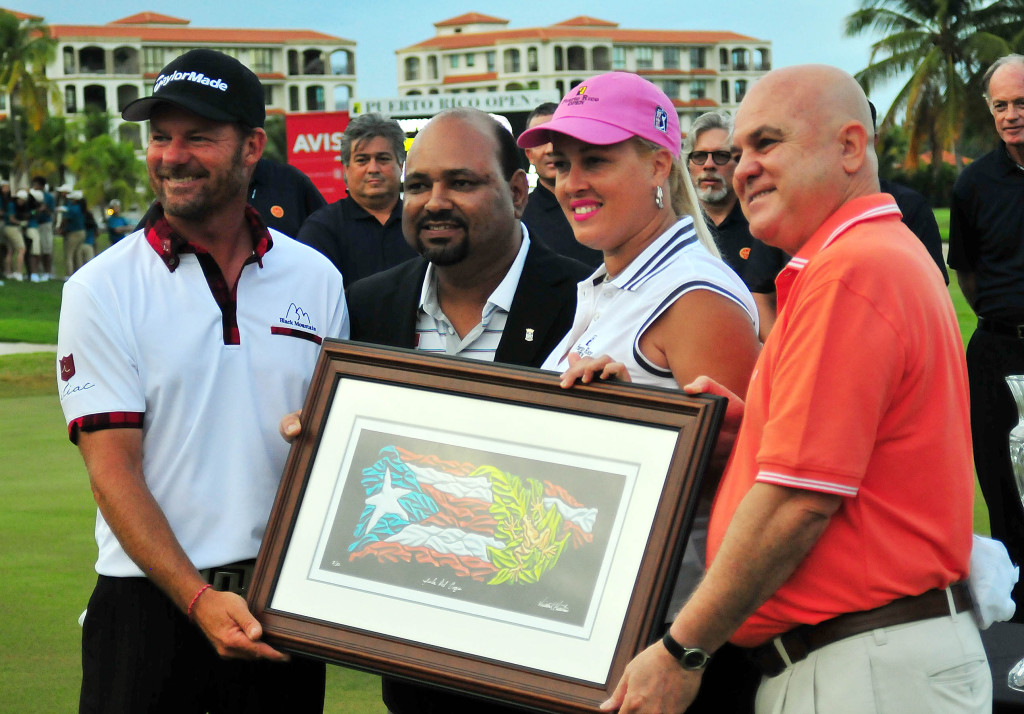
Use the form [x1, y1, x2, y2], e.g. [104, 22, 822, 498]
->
[688, 150, 736, 166]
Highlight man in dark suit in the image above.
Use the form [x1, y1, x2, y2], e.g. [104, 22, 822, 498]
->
[347, 107, 589, 371]
[345, 107, 590, 714]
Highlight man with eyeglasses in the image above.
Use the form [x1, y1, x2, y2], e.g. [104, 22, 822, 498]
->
[685, 111, 788, 339]
[949, 53, 1024, 623]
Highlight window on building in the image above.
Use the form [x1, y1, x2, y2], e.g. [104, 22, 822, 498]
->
[79, 46, 105, 74]
[719, 48, 729, 69]
[288, 50, 299, 75]
[404, 57, 420, 82]
[0, 93, 6, 111]
[570, 79, 583, 90]
[289, 86, 300, 111]
[528, 47, 538, 72]
[466, 53, 475, 67]
[556, 79, 565, 96]
[253, 48, 274, 74]
[506, 82, 523, 91]
[663, 47, 680, 69]
[486, 51, 496, 72]
[263, 85, 273, 106]
[662, 80, 681, 98]
[303, 50, 325, 75]
[554, 46, 564, 72]
[527, 80, 539, 90]
[755, 48, 771, 71]
[83, 84, 107, 112]
[690, 47, 706, 69]
[63, 46, 76, 74]
[331, 49, 353, 75]
[690, 80, 707, 99]
[720, 80, 730, 103]
[334, 85, 351, 111]
[734, 79, 748, 102]
[449, 54, 459, 69]
[613, 46, 626, 70]
[731, 48, 749, 71]
[306, 85, 325, 111]
[504, 49, 520, 74]
[567, 46, 586, 71]
[427, 55, 438, 80]
[64, 85, 77, 113]
[635, 46, 654, 69]
[592, 47, 610, 71]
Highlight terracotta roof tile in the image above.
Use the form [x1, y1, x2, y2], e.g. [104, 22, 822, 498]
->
[553, 16, 619, 27]
[1, 7, 42, 20]
[110, 12, 190, 25]
[49, 24, 351, 43]
[442, 72, 498, 84]
[402, 27, 763, 52]
[435, 12, 509, 27]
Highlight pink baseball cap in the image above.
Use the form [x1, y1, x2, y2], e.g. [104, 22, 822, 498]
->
[518, 72, 681, 158]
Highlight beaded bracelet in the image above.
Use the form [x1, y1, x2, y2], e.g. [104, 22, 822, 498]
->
[187, 583, 213, 619]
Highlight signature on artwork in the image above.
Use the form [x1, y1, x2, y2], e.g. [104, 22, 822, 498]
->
[538, 598, 570, 613]
[422, 576, 463, 594]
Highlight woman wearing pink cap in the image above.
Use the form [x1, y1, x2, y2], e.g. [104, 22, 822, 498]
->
[517, 71, 759, 396]
[518, 72, 762, 713]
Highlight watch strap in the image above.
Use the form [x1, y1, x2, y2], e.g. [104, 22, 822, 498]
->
[661, 631, 711, 670]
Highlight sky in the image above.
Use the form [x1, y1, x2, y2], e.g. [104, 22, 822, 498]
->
[12, 0, 904, 114]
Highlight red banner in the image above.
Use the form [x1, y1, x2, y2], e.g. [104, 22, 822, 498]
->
[286, 111, 350, 204]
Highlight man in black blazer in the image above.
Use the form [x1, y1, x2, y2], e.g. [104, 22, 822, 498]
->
[346, 107, 589, 371]
[345, 108, 590, 714]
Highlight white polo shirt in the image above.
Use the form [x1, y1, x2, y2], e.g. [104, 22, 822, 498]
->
[542, 216, 757, 388]
[57, 223, 349, 576]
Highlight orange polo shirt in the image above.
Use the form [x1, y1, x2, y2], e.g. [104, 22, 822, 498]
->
[707, 194, 973, 648]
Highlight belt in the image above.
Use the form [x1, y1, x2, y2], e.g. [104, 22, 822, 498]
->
[747, 583, 973, 677]
[978, 317, 1024, 339]
[197, 559, 256, 596]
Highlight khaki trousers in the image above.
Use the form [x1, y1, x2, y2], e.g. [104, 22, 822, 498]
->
[755, 610, 991, 714]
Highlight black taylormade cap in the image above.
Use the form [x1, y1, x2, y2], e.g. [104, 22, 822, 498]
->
[122, 49, 265, 128]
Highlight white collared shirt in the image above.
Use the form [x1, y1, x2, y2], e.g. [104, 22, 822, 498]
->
[414, 226, 532, 361]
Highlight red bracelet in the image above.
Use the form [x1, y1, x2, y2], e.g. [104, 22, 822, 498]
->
[187, 583, 212, 619]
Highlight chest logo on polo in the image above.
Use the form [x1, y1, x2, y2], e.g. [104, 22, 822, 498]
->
[270, 303, 323, 345]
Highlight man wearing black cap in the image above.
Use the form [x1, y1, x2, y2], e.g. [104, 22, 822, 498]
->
[57, 49, 348, 713]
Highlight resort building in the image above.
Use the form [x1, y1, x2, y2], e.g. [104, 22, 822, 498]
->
[8, 9, 356, 148]
[395, 13, 772, 133]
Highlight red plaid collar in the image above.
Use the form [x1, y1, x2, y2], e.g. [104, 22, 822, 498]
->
[143, 202, 273, 272]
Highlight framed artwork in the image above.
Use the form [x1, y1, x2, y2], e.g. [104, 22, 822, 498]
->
[248, 341, 724, 713]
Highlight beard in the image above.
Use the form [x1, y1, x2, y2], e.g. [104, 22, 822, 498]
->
[412, 211, 471, 266]
[695, 182, 730, 204]
[153, 143, 247, 222]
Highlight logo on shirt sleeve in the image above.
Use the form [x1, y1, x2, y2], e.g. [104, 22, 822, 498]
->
[60, 354, 76, 382]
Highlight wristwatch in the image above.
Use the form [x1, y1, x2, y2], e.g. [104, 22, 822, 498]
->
[661, 631, 712, 670]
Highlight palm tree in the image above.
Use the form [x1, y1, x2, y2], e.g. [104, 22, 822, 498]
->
[0, 9, 58, 183]
[844, 0, 1011, 178]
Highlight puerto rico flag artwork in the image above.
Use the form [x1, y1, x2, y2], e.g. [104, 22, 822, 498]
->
[313, 429, 630, 628]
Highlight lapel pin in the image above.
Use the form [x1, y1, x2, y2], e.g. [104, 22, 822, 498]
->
[525, 328, 535, 342]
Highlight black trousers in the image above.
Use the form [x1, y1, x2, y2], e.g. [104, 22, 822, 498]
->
[79, 575, 325, 714]
[967, 327, 1024, 622]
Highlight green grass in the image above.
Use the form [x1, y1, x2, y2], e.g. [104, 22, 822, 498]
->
[0, 215, 991, 710]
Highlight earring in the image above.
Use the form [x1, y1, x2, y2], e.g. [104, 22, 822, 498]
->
[655, 185, 664, 210]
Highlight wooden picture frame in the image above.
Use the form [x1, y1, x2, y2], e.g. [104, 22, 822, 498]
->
[248, 340, 724, 713]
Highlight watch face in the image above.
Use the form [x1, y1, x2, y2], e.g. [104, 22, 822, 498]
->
[682, 649, 709, 670]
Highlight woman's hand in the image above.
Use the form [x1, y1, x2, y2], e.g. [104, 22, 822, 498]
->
[559, 353, 632, 388]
